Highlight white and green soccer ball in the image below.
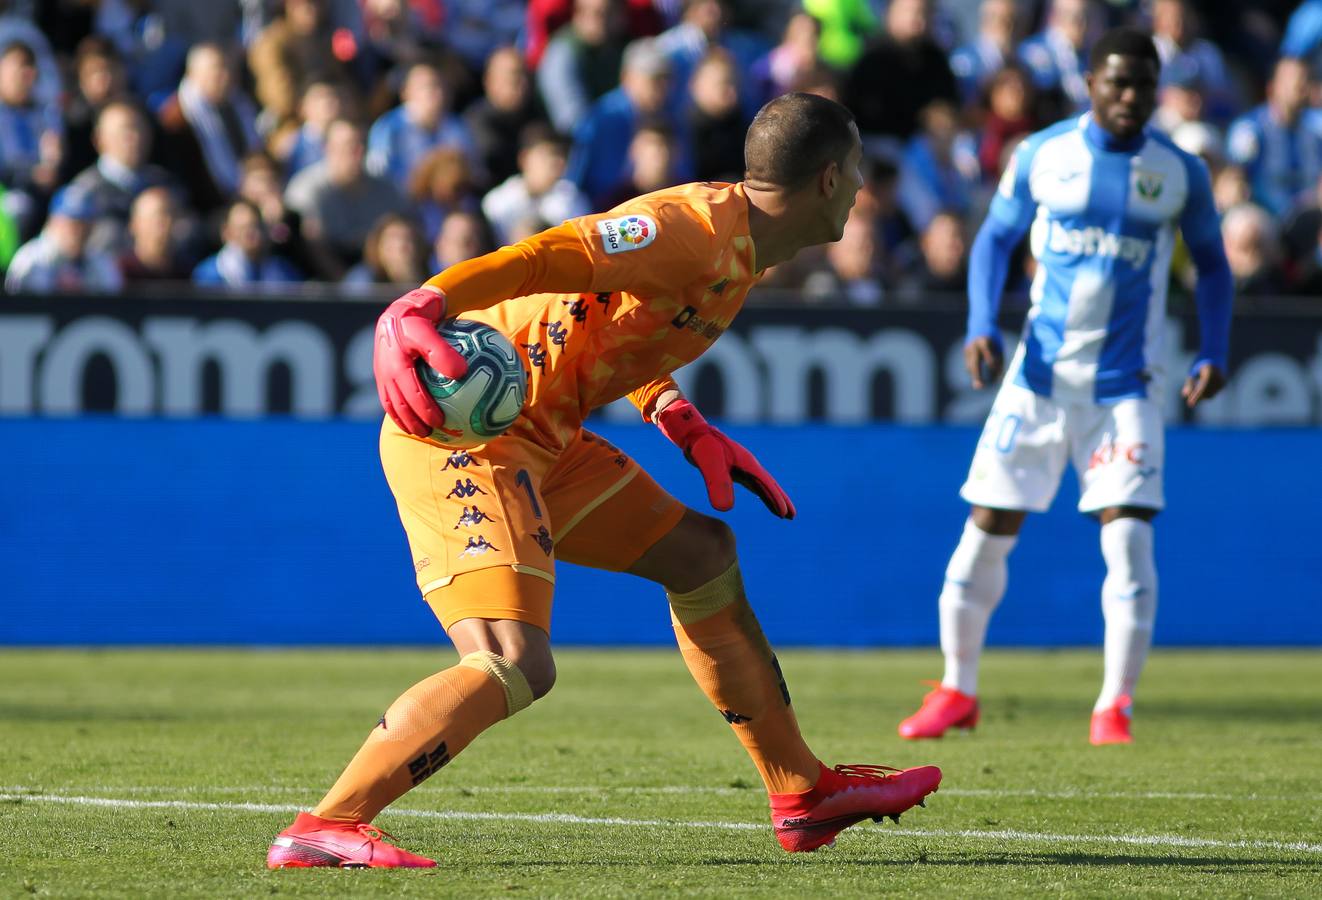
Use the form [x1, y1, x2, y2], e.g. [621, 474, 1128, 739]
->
[414, 319, 527, 449]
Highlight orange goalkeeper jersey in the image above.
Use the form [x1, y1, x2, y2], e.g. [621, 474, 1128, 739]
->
[426, 181, 761, 450]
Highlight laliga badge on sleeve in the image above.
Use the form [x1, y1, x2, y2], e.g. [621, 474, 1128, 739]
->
[598, 215, 657, 254]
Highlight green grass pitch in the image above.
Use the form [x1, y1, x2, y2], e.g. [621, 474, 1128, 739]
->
[2, 648, 1319, 898]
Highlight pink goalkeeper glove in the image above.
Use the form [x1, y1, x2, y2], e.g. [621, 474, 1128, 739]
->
[373, 288, 468, 437]
[655, 399, 796, 519]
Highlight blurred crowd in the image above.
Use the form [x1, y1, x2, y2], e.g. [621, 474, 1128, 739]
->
[1, 0, 1320, 304]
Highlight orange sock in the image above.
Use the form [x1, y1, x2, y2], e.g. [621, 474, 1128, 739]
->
[669, 564, 820, 795]
[314, 651, 533, 822]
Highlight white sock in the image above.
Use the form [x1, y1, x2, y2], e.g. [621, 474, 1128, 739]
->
[939, 518, 1016, 696]
[1096, 518, 1158, 711]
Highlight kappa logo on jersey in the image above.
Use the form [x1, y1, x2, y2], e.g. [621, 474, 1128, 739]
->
[446, 478, 488, 499]
[598, 214, 657, 254]
[440, 451, 474, 470]
[542, 320, 568, 346]
[562, 298, 588, 322]
[522, 341, 547, 369]
[454, 505, 495, 529]
[1046, 221, 1152, 267]
[460, 535, 500, 557]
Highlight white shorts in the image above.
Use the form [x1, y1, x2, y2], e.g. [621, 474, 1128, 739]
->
[959, 381, 1165, 514]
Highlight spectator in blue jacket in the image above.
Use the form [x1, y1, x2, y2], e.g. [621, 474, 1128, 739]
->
[6, 186, 123, 293]
[1227, 57, 1322, 217]
[537, 0, 628, 137]
[567, 38, 684, 209]
[654, 0, 768, 120]
[367, 61, 482, 191]
[1151, 0, 1233, 124]
[1018, 0, 1094, 113]
[0, 40, 63, 235]
[193, 199, 301, 287]
[950, 0, 1018, 106]
[896, 100, 980, 232]
[280, 78, 346, 178]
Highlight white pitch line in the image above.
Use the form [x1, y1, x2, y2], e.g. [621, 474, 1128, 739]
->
[3, 792, 1320, 857]
[1, 784, 1315, 803]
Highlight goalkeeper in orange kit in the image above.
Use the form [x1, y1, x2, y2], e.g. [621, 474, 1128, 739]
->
[267, 92, 941, 869]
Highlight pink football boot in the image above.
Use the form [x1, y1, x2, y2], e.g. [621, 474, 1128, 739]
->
[1090, 695, 1134, 745]
[770, 762, 942, 853]
[898, 683, 979, 739]
[267, 812, 437, 868]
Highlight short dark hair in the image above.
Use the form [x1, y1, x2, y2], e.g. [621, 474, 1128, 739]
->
[744, 92, 856, 189]
[0, 40, 35, 65]
[241, 149, 280, 179]
[1089, 27, 1161, 73]
[74, 35, 119, 65]
[633, 117, 675, 143]
[518, 121, 567, 153]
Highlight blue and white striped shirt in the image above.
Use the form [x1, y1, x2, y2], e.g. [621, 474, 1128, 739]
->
[968, 114, 1232, 404]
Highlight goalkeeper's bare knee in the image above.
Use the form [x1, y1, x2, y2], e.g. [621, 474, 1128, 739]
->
[628, 509, 738, 594]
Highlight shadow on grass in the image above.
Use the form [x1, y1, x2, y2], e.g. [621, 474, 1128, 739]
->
[0, 704, 183, 723]
[983, 695, 1322, 724]
[477, 854, 1322, 871]
[908, 852, 1322, 870]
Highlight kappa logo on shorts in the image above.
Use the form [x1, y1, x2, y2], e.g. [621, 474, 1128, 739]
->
[441, 451, 474, 470]
[597, 214, 657, 254]
[460, 535, 500, 557]
[530, 525, 553, 555]
[454, 505, 496, 529]
[446, 478, 488, 499]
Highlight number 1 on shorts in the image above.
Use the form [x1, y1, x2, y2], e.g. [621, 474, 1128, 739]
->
[515, 469, 543, 519]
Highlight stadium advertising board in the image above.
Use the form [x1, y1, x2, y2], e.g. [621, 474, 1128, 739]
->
[2, 294, 1321, 424]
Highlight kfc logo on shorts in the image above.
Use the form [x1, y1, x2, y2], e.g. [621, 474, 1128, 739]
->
[598, 214, 657, 254]
[1088, 438, 1150, 471]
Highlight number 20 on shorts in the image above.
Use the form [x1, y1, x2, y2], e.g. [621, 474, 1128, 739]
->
[980, 411, 1022, 455]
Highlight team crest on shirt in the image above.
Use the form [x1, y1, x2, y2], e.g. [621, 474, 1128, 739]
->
[598, 215, 657, 254]
[1134, 171, 1164, 201]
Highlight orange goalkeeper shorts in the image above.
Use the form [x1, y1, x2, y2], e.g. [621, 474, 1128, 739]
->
[380, 418, 686, 633]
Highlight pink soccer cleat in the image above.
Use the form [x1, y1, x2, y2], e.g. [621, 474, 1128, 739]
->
[1090, 696, 1133, 745]
[898, 683, 979, 739]
[267, 812, 437, 868]
[769, 762, 942, 853]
